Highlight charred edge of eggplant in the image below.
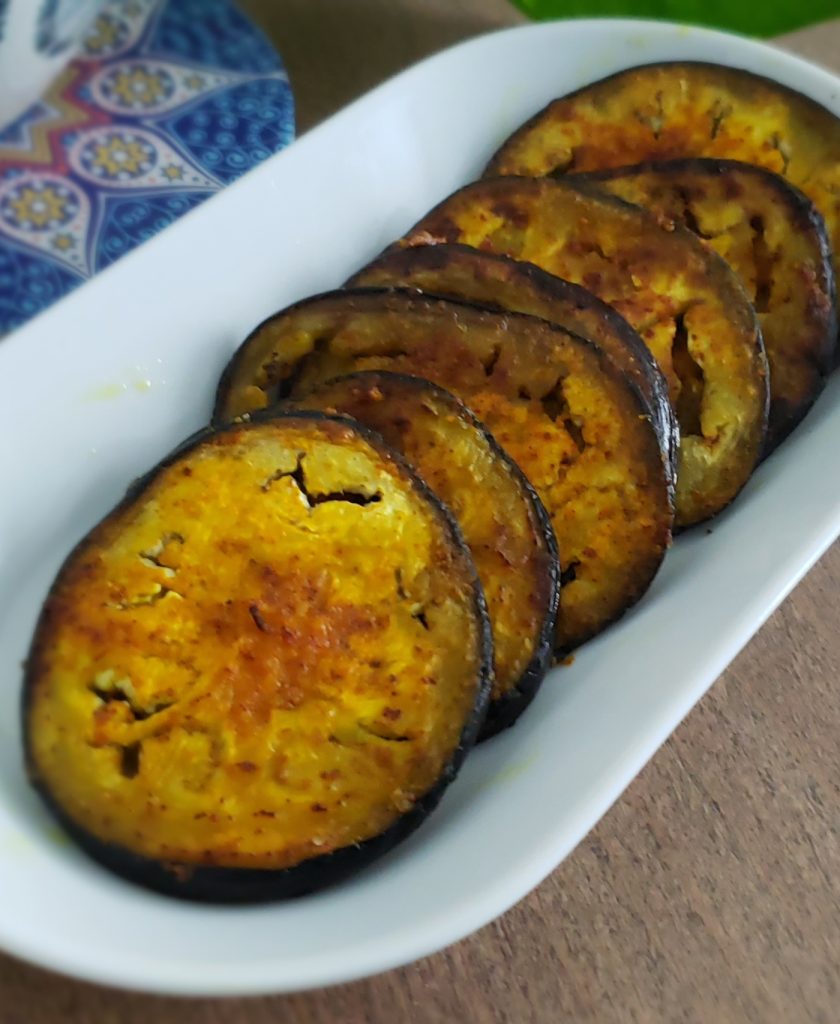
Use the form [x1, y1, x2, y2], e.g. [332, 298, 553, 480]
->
[670, 308, 767, 529]
[213, 286, 442, 425]
[523, 328, 674, 646]
[212, 287, 673, 655]
[463, 418, 558, 740]
[761, 165, 837, 444]
[349, 242, 679, 488]
[217, 284, 677, 513]
[670, 289, 768, 532]
[395, 177, 696, 491]
[26, 744, 472, 902]
[483, 60, 840, 178]
[299, 369, 561, 740]
[383, 301, 676, 636]
[792, 175, 839, 389]
[476, 174, 770, 504]
[23, 409, 494, 902]
[566, 156, 832, 245]
[569, 157, 839, 445]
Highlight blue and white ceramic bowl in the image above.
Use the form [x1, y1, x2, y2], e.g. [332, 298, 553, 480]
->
[0, 1, 107, 130]
[0, 0, 294, 334]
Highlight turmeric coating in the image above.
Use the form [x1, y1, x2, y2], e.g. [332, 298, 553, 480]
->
[573, 159, 835, 450]
[25, 416, 489, 876]
[289, 371, 559, 734]
[215, 290, 673, 652]
[398, 176, 767, 526]
[348, 243, 676, 476]
[486, 61, 840, 293]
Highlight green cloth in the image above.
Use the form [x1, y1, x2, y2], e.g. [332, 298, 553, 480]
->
[513, 0, 840, 37]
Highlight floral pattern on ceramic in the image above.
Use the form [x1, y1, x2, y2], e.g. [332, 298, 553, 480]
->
[0, 0, 294, 334]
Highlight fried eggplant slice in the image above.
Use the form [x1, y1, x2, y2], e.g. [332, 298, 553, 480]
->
[348, 243, 677, 480]
[215, 289, 674, 653]
[288, 372, 560, 738]
[25, 412, 492, 901]
[397, 176, 768, 527]
[485, 61, 840, 292]
[572, 159, 835, 451]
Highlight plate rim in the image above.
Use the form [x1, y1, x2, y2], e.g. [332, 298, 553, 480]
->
[2, 15, 840, 996]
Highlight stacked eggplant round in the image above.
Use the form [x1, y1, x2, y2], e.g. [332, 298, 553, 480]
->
[24, 61, 840, 902]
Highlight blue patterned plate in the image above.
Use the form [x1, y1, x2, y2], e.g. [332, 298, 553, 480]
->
[0, 0, 294, 334]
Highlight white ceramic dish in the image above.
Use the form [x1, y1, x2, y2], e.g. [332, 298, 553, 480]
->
[1, 17, 839, 997]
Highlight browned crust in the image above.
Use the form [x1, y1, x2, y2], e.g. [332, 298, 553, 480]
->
[348, 243, 678, 483]
[397, 175, 768, 526]
[286, 370, 560, 737]
[214, 287, 674, 652]
[24, 411, 493, 900]
[569, 158, 836, 451]
[485, 60, 840, 181]
[484, 60, 840, 363]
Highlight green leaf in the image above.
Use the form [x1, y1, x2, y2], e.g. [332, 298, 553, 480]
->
[511, 0, 840, 38]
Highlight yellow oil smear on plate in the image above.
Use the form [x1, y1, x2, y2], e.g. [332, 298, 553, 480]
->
[84, 367, 160, 402]
[0, 830, 35, 857]
[0, 824, 69, 857]
[85, 381, 128, 401]
[476, 749, 540, 794]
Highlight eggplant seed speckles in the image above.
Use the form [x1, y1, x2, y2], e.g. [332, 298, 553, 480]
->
[249, 604, 269, 633]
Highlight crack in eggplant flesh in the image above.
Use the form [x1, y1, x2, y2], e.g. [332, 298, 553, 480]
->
[672, 311, 704, 437]
[559, 560, 580, 587]
[637, 90, 665, 139]
[709, 102, 731, 140]
[412, 609, 430, 631]
[676, 187, 715, 240]
[120, 742, 141, 778]
[540, 382, 587, 455]
[139, 533, 184, 575]
[357, 723, 412, 743]
[276, 336, 331, 400]
[110, 586, 180, 609]
[89, 681, 174, 723]
[262, 454, 381, 507]
[749, 215, 774, 314]
[482, 344, 502, 377]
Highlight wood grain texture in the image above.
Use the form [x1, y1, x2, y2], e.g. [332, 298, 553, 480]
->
[239, 0, 526, 132]
[5, 5, 840, 1022]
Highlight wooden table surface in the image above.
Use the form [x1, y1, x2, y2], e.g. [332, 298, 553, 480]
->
[5, 3, 840, 1021]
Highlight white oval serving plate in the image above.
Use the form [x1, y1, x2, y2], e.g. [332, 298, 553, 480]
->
[1, 17, 840, 997]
